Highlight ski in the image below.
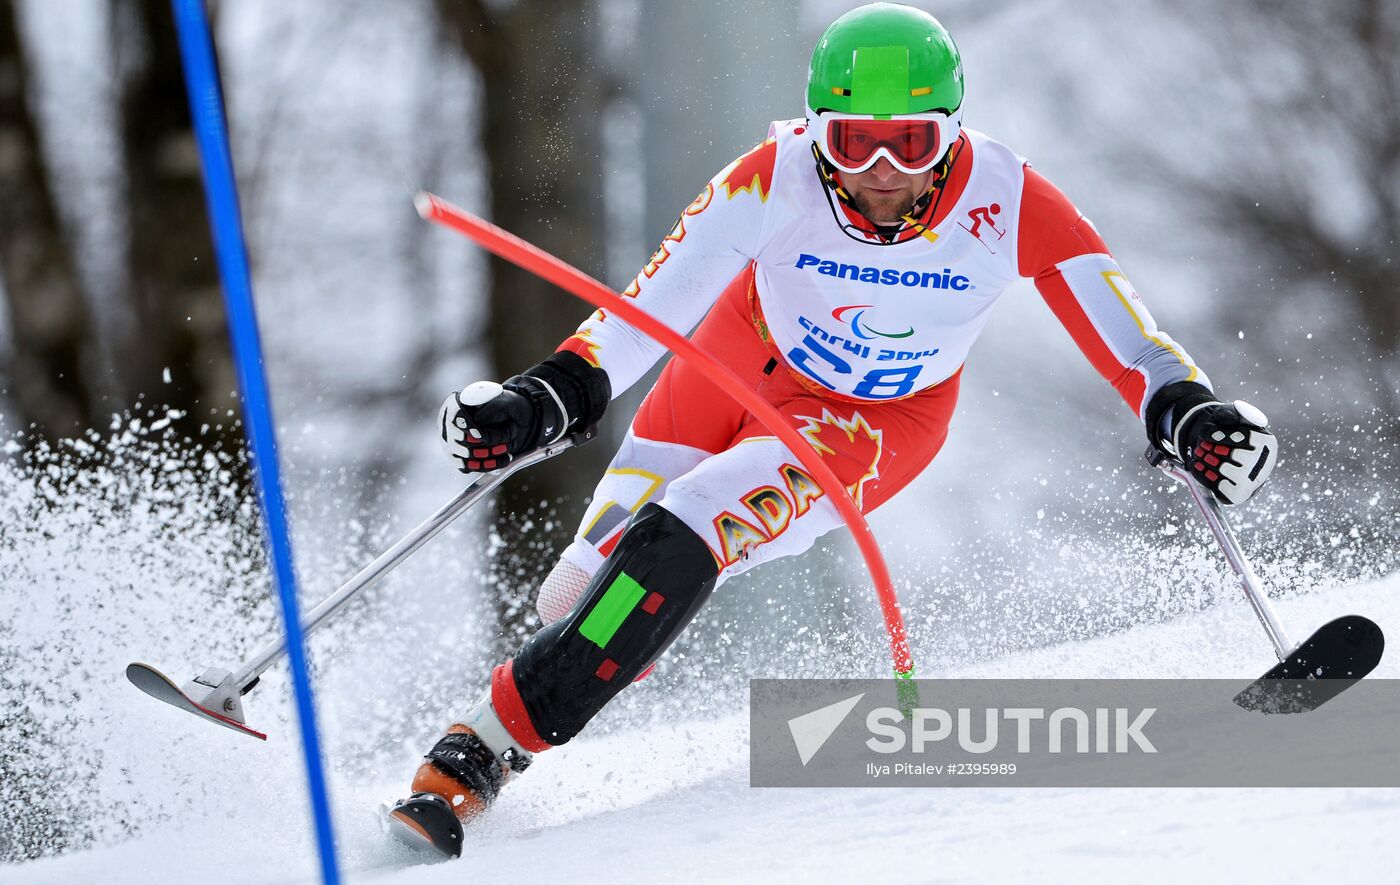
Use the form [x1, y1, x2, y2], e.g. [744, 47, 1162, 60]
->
[124, 432, 588, 740]
[125, 662, 267, 740]
[379, 793, 464, 860]
[1148, 448, 1387, 712]
[1233, 615, 1386, 713]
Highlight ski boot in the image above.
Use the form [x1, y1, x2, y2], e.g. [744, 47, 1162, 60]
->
[384, 704, 533, 859]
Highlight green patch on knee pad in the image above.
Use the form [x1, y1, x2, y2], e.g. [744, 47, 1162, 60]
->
[578, 571, 647, 649]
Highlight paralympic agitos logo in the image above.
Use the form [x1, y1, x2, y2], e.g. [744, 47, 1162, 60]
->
[832, 305, 913, 340]
[795, 252, 972, 292]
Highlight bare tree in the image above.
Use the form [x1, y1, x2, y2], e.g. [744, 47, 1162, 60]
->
[110, 0, 242, 452]
[1134, 1, 1400, 415]
[435, 0, 616, 650]
[0, 0, 99, 441]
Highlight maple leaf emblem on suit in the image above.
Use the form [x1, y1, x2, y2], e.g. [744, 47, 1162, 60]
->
[795, 408, 885, 508]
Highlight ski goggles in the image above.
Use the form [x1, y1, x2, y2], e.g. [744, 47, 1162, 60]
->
[807, 108, 961, 175]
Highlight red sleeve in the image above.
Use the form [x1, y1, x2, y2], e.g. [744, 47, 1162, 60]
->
[1016, 164, 1202, 417]
[1017, 164, 1109, 277]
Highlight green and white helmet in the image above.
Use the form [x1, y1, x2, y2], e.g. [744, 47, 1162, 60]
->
[806, 3, 964, 174]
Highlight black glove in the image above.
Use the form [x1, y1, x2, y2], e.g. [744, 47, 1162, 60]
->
[439, 352, 609, 473]
[1146, 381, 1278, 505]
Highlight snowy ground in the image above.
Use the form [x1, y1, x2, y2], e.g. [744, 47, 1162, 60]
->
[12, 574, 1398, 884]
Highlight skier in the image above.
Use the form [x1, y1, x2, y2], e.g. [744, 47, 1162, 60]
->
[387, 2, 1278, 855]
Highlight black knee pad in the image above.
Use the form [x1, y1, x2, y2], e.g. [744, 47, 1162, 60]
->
[510, 503, 719, 745]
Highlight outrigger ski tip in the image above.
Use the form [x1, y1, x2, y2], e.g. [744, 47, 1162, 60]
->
[124, 435, 586, 741]
[1146, 447, 1385, 714]
[125, 662, 267, 741]
[1234, 614, 1386, 713]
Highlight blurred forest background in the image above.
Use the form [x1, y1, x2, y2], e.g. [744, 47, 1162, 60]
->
[5, 0, 1400, 681]
[1, 0, 1398, 862]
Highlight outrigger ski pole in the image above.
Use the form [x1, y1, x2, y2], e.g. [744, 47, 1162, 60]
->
[126, 428, 595, 740]
[1147, 447, 1385, 712]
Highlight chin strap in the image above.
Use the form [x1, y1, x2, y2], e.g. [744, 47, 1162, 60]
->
[810, 142, 952, 245]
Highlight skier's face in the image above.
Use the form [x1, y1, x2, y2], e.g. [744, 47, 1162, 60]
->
[838, 157, 935, 224]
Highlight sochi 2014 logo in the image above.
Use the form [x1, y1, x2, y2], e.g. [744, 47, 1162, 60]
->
[831, 305, 914, 341]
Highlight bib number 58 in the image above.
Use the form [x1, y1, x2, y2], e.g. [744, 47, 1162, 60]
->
[787, 335, 924, 400]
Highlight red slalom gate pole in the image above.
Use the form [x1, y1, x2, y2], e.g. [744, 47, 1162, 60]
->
[415, 192, 915, 679]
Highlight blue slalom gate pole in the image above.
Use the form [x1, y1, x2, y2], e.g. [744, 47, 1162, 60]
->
[170, 2, 341, 882]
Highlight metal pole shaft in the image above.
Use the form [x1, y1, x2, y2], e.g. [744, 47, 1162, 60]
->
[230, 439, 576, 691]
[1159, 461, 1294, 660]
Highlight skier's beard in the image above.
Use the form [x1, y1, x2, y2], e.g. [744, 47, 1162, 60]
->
[849, 189, 919, 225]
[837, 162, 935, 225]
